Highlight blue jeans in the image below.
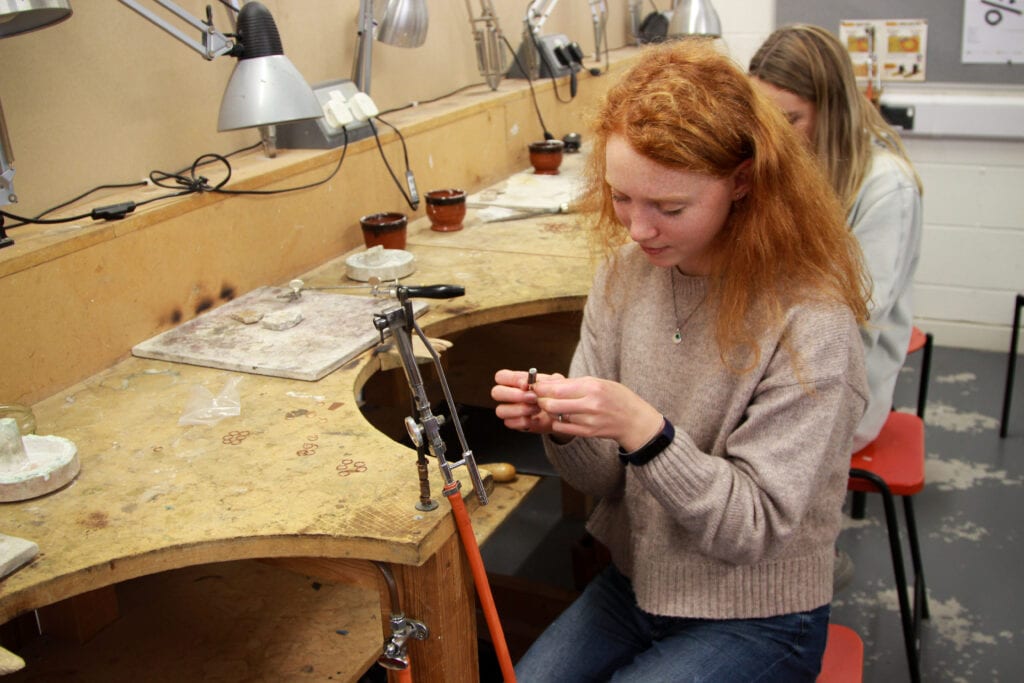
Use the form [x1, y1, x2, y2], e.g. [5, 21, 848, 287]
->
[515, 565, 829, 682]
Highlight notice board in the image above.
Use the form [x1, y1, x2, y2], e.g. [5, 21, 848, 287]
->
[777, 0, 1023, 85]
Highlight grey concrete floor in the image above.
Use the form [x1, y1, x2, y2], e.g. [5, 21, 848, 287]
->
[477, 344, 1024, 682]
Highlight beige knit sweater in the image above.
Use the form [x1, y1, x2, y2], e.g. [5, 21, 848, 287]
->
[545, 243, 868, 619]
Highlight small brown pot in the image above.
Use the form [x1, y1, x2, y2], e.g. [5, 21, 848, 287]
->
[529, 140, 564, 175]
[425, 189, 467, 232]
[360, 212, 408, 250]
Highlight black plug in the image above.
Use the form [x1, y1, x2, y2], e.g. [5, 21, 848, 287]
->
[552, 45, 571, 68]
[566, 43, 585, 64]
[553, 44, 579, 97]
[91, 202, 137, 221]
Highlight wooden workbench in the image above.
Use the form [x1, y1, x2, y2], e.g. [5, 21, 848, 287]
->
[0, 157, 596, 681]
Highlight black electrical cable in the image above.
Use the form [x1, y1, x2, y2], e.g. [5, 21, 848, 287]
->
[0, 181, 148, 229]
[214, 138, 347, 196]
[0, 208, 94, 225]
[368, 117, 419, 211]
[501, 33, 555, 140]
[3, 136, 347, 228]
[1, 140, 267, 229]
[165, 140, 262, 178]
[149, 129, 349, 197]
[376, 81, 488, 118]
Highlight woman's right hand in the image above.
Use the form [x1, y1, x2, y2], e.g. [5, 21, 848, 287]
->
[491, 368, 565, 434]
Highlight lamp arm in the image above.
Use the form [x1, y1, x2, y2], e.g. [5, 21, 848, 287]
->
[352, 0, 375, 93]
[119, 0, 235, 60]
[464, 0, 506, 90]
[0, 97, 15, 207]
[524, 0, 559, 35]
[589, 0, 607, 61]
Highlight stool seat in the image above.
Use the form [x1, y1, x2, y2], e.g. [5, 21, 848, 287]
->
[907, 326, 927, 355]
[817, 624, 864, 683]
[849, 412, 924, 496]
[848, 409, 929, 682]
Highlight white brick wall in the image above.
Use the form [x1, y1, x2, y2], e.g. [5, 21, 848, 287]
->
[906, 136, 1024, 351]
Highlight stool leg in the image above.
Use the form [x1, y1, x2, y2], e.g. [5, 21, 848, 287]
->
[916, 333, 933, 420]
[903, 496, 930, 621]
[850, 468, 920, 683]
[1000, 294, 1023, 439]
[851, 491, 867, 518]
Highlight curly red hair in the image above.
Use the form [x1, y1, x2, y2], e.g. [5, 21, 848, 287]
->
[581, 39, 869, 369]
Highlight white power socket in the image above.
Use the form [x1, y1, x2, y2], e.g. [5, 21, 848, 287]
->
[347, 92, 379, 122]
[323, 90, 354, 130]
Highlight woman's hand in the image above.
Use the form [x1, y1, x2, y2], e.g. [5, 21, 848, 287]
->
[492, 368, 564, 435]
[491, 370, 665, 451]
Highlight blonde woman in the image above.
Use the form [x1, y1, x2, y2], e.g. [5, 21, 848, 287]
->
[750, 24, 923, 453]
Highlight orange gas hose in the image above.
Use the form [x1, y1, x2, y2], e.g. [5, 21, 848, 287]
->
[445, 481, 517, 683]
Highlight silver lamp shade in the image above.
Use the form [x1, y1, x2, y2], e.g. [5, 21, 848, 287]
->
[217, 2, 321, 131]
[668, 0, 721, 38]
[377, 0, 428, 48]
[0, 0, 71, 38]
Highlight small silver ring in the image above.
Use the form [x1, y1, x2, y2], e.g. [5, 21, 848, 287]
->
[558, 414, 568, 423]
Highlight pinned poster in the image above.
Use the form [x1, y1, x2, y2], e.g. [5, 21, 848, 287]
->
[840, 19, 928, 83]
[962, 0, 1024, 64]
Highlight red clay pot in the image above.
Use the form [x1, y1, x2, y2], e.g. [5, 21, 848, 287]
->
[425, 189, 467, 232]
[529, 140, 564, 175]
[360, 212, 408, 250]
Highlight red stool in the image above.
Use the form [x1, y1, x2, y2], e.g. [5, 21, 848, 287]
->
[851, 325, 932, 519]
[817, 624, 864, 683]
[849, 411, 929, 683]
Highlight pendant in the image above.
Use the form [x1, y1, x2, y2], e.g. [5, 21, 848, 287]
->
[672, 329, 683, 344]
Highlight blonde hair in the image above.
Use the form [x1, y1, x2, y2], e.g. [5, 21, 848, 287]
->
[582, 39, 869, 369]
[749, 24, 922, 210]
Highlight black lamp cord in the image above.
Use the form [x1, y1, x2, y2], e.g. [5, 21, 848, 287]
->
[368, 117, 420, 211]
[0, 134, 349, 229]
[501, 33, 555, 140]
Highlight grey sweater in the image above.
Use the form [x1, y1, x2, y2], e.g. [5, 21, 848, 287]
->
[849, 146, 922, 451]
[545, 243, 868, 619]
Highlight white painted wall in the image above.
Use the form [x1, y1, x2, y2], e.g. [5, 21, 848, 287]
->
[715, 0, 1022, 352]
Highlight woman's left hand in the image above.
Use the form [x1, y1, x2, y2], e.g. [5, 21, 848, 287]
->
[531, 375, 666, 452]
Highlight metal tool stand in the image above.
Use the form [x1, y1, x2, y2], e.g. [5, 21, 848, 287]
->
[372, 283, 517, 682]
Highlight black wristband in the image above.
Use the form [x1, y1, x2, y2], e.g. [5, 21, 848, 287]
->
[618, 417, 675, 466]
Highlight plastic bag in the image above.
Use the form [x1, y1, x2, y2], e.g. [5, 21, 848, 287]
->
[178, 375, 243, 426]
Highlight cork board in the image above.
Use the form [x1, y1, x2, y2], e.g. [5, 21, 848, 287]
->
[132, 286, 427, 381]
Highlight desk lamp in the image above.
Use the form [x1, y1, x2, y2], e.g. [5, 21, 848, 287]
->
[667, 0, 721, 38]
[277, 0, 428, 149]
[0, 0, 73, 249]
[354, 0, 428, 95]
[119, 1, 321, 156]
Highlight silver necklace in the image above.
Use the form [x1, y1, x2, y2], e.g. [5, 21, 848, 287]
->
[670, 268, 704, 344]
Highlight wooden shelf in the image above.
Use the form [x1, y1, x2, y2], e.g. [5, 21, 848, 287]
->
[3, 559, 383, 683]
